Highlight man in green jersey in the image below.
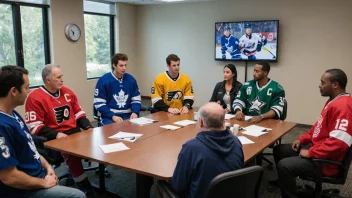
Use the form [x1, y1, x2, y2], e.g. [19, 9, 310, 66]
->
[233, 61, 285, 124]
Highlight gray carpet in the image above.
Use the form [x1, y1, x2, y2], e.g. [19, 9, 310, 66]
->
[54, 99, 352, 198]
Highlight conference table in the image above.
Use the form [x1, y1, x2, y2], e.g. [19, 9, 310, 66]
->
[44, 109, 296, 198]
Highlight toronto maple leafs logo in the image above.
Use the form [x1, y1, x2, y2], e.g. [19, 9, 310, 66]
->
[113, 89, 129, 108]
[248, 96, 266, 114]
[25, 132, 40, 160]
[54, 105, 71, 124]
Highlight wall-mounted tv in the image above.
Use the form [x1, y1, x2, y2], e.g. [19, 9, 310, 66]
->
[215, 20, 279, 61]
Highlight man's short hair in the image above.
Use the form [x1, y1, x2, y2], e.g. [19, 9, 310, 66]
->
[0, 66, 28, 97]
[326, 68, 348, 89]
[256, 61, 270, 73]
[166, 54, 180, 66]
[199, 106, 225, 129]
[42, 64, 60, 83]
[111, 53, 128, 70]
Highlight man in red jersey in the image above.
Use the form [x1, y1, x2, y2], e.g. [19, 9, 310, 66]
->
[25, 65, 95, 195]
[272, 68, 352, 198]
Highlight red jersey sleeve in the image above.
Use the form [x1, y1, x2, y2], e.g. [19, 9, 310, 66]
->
[308, 106, 352, 159]
[24, 93, 45, 136]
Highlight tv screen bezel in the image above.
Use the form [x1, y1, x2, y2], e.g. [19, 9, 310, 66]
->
[214, 19, 279, 62]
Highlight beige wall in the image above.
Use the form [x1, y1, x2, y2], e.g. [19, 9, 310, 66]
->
[15, 0, 138, 122]
[135, 0, 352, 124]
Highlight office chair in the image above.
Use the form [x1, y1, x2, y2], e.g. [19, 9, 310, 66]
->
[262, 98, 288, 169]
[298, 146, 352, 198]
[32, 135, 75, 185]
[157, 165, 264, 198]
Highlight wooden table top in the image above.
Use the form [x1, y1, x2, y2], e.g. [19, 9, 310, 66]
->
[44, 110, 296, 179]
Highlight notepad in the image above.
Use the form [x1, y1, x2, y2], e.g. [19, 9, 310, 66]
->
[225, 114, 236, 120]
[108, 132, 143, 142]
[174, 120, 197, 126]
[129, 117, 156, 126]
[241, 125, 272, 137]
[160, 125, 181, 130]
[245, 116, 253, 121]
[99, 142, 130, 153]
[237, 136, 255, 144]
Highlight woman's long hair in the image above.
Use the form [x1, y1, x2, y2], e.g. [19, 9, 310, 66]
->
[224, 64, 238, 86]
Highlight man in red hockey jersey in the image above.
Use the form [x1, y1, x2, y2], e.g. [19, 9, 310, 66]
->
[272, 68, 352, 198]
[25, 65, 95, 195]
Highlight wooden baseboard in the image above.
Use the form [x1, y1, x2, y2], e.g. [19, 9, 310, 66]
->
[141, 96, 151, 100]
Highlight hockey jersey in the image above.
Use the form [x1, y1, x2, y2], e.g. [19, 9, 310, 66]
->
[151, 72, 194, 110]
[239, 33, 266, 56]
[0, 110, 45, 197]
[233, 79, 285, 119]
[298, 93, 352, 176]
[221, 35, 241, 58]
[25, 86, 87, 136]
[94, 72, 141, 120]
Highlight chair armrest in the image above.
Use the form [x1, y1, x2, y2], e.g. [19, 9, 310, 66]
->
[32, 135, 48, 148]
[157, 180, 180, 198]
[313, 158, 343, 168]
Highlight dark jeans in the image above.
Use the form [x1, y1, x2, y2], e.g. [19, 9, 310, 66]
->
[273, 144, 317, 198]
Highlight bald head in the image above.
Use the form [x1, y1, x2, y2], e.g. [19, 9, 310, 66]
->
[198, 102, 225, 129]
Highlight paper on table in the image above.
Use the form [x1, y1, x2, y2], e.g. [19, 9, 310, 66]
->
[241, 125, 271, 137]
[99, 142, 130, 153]
[237, 136, 255, 144]
[225, 114, 236, 120]
[160, 125, 181, 130]
[174, 120, 197, 126]
[129, 117, 156, 126]
[243, 125, 272, 132]
[242, 130, 268, 137]
[108, 132, 143, 142]
[245, 116, 253, 121]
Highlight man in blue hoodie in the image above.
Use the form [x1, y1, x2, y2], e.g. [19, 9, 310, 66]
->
[170, 102, 244, 198]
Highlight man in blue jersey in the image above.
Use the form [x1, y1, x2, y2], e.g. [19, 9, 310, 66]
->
[0, 66, 85, 198]
[94, 53, 141, 125]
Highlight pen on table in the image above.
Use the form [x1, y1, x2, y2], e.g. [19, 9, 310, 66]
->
[118, 136, 135, 139]
[239, 127, 245, 131]
[261, 129, 268, 132]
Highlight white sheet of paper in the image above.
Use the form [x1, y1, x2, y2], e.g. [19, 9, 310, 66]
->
[225, 114, 236, 120]
[237, 136, 255, 144]
[160, 125, 181, 130]
[99, 142, 130, 153]
[108, 132, 143, 142]
[129, 117, 156, 126]
[243, 125, 272, 132]
[174, 120, 197, 126]
[242, 130, 268, 137]
[245, 116, 253, 121]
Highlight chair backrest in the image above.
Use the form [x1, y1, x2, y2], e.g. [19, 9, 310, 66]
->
[205, 166, 264, 198]
[340, 146, 352, 182]
[280, 98, 288, 121]
[31, 135, 64, 167]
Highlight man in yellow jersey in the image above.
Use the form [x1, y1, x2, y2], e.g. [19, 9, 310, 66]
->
[151, 54, 194, 114]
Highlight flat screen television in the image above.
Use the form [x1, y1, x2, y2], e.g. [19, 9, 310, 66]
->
[215, 20, 279, 61]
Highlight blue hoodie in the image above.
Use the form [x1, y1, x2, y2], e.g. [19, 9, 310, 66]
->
[170, 129, 244, 198]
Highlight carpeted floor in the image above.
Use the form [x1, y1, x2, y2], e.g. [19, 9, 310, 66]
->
[55, 99, 352, 198]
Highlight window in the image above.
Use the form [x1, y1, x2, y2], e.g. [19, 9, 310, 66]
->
[0, 1, 50, 87]
[84, 1, 115, 79]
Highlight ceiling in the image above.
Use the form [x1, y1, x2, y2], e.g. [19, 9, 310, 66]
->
[86, 0, 214, 5]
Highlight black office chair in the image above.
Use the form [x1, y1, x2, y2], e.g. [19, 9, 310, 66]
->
[157, 165, 264, 198]
[262, 98, 288, 169]
[299, 146, 352, 198]
[32, 135, 75, 185]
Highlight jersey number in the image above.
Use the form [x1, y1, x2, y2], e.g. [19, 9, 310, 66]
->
[95, 89, 99, 96]
[25, 111, 37, 122]
[335, 119, 349, 131]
